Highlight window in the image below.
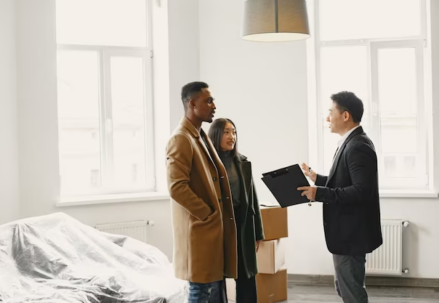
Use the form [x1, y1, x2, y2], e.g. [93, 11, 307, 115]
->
[56, 0, 155, 197]
[308, 0, 432, 191]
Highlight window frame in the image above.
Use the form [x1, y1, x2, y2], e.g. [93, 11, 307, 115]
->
[56, 0, 156, 198]
[307, 0, 436, 196]
[370, 40, 427, 189]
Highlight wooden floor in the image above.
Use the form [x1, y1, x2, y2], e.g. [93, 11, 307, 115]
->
[284, 285, 439, 303]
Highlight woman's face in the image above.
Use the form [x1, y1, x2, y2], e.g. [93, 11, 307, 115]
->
[220, 122, 237, 151]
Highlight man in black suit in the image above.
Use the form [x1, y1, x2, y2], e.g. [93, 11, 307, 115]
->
[298, 91, 382, 303]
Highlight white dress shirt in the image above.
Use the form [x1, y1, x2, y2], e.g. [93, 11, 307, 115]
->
[333, 125, 361, 160]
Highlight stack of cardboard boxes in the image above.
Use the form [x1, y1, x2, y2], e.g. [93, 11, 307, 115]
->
[227, 205, 288, 303]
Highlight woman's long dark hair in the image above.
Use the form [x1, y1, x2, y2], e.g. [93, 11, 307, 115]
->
[208, 118, 238, 158]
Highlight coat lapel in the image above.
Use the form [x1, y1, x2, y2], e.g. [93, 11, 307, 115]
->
[198, 132, 216, 169]
[180, 117, 217, 170]
[235, 158, 251, 208]
[326, 126, 364, 185]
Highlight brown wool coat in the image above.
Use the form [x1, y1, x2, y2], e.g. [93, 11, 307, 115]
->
[166, 117, 237, 283]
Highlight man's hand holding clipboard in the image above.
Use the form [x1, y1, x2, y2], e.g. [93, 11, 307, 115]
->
[298, 163, 318, 206]
[261, 164, 313, 208]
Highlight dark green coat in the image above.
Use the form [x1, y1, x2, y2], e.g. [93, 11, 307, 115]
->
[234, 153, 265, 278]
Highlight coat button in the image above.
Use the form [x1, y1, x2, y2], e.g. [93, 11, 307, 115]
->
[218, 198, 222, 202]
[226, 197, 230, 200]
[230, 217, 233, 220]
[213, 177, 217, 181]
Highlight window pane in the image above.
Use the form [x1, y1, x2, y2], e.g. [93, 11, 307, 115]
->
[380, 118, 419, 179]
[110, 57, 147, 189]
[320, 46, 369, 173]
[57, 51, 102, 195]
[319, 0, 421, 41]
[377, 47, 420, 180]
[383, 155, 417, 178]
[56, 0, 147, 47]
[380, 119, 417, 154]
[377, 48, 418, 116]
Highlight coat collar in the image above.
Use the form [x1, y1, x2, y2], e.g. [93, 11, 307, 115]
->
[337, 125, 361, 150]
[235, 153, 248, 162]
[234, 154, 251, 206]
[180, 116, 201, 138]
[179, 117, 218, 170]
[327, 126, 364, 184]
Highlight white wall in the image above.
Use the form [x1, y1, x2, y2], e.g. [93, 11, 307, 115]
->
[16, 0, 60, 221]
[198, 0, 439, 279]
[15, 0, 199, 261]
[0, 0, 20, 224]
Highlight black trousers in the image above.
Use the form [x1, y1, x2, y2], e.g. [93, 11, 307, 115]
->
[333, 254, 368, 303]
[234, 206, 257, 303]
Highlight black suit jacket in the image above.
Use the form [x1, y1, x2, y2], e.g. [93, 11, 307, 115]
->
[315, 126, 383, 255]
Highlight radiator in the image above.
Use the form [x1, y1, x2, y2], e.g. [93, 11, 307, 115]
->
[95, 220, 153, 243]
[366, 219, 408, 276]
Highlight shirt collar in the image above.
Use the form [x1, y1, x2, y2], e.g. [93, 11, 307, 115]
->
[337, 125, 361, 148]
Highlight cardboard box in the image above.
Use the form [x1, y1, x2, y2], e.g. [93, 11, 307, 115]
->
[260, 206, 288, 240]
[256, 268, 288, 303]
[226, 268, 288, 303]
[257, 238, 286, 274]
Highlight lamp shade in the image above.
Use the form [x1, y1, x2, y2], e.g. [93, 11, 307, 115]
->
[242, 0, 310, 42]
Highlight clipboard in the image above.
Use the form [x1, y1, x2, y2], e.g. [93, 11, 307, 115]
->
[261, 164, 310, 208]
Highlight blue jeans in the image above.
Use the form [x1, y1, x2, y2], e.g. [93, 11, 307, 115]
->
[188, 280, 225, 303]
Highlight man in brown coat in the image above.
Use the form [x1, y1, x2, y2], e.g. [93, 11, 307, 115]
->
[166, 82, 237, 302]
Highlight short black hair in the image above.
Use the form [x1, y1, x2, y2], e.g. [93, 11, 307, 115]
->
[208, 118, 238, 158]
[331, 91, 364, 123]
[181, 81, 209, 109]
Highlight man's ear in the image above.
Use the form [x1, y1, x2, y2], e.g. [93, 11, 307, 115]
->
[343, 111, 350, 122]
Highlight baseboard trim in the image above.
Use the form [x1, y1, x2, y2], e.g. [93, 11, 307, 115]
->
[288, 274, 439, 288]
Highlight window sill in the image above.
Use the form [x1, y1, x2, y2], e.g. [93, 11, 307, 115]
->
[56, 192, 170, 207]
[379, 189, 438, 198]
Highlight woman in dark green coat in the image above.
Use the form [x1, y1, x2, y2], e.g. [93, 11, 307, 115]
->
[208, 118, 265, 303]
